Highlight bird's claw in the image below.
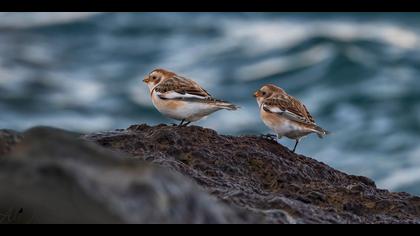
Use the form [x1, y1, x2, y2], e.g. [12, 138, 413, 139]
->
[260, 134, 277, 141]
[179, 122, 191, 127]
[173, 120, 191, 127]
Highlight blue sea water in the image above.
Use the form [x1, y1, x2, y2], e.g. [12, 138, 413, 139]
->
[1, 12, 420, 195]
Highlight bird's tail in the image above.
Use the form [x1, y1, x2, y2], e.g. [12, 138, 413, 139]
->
[215, 101, 240, 111]
[312, 125, 330, 139]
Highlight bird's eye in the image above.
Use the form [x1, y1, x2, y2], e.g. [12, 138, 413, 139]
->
[152, 76, 157, 80]
[261, 91, 266, 96]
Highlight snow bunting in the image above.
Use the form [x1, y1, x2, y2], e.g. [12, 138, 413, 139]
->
[254, 84, 329, 153]
[143, 68, 239, 126]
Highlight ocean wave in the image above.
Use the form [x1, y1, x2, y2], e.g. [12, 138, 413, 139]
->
[223, 19, 420, 53]
[234, 44, 335, 81]
[0, 12, 102, 29]
[1, 13, 420, 195]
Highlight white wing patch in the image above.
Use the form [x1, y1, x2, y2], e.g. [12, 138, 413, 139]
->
[263, 103, 311, 124]
[155, 91, 207, 100]
[264, 105, 285, 113]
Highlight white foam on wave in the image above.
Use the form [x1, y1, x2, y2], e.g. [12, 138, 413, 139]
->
[235, 44, 334, 81]
[378, 167, 420, 190]
[224, 19, 420, 54]
[360, 68, 416, 100]
[45, 71, 105, 106]
[158, 36, 239, 81]
[128, 78, 154, 107]
[344, 46, 379, 68]
[201, 104, 259, 134]
[0, 64, 35, 94]
[0, 12, 102, 29]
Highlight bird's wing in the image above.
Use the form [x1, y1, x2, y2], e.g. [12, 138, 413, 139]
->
[287, 95, 315, 123]
[262, 95, 315, 125]
[301, 103, 315, 123]
[153, 75, 212, 100]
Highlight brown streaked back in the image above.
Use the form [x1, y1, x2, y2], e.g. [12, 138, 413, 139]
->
[263, 86, 316, 124]
[154, 75, 212, 98]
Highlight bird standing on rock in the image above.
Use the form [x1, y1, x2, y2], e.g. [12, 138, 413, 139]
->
[254, 84, 329, 153]
[143, 68, 239, 126]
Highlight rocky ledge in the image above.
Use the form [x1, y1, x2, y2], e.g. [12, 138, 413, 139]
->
[1, 124, 420, 224]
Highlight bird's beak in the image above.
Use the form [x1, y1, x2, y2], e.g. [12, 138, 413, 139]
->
[143, 76, 150, 83]
[253, 91, 260, 98]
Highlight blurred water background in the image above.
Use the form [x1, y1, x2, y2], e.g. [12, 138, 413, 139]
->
[1, 12, 420, 195]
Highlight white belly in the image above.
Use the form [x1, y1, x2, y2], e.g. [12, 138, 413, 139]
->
[260, 109, 310, 139]
[152, 94, 221, 122]
[262, 116, 296, 135]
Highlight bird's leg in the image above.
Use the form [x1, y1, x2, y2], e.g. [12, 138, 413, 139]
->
[181, 121, 191, 127]
[260, 133, 277, 141]
[178, 119, 185, 127]
[292, 139, 300, 153]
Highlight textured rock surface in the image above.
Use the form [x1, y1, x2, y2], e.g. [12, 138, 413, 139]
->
[2, 124, 420, 224]
[0, 127, 258, 224]
[84, 124, 420, 224]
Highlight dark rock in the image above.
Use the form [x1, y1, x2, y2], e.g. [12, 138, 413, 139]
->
[2, 124, 419, 224]
[83, 124, 420, 224]
[0, 127, 259, 224]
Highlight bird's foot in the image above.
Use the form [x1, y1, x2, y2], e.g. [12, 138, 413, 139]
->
[176, 119, 191, 127]
[180, 121, 191, 127]
[260, 134, 277, 141]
